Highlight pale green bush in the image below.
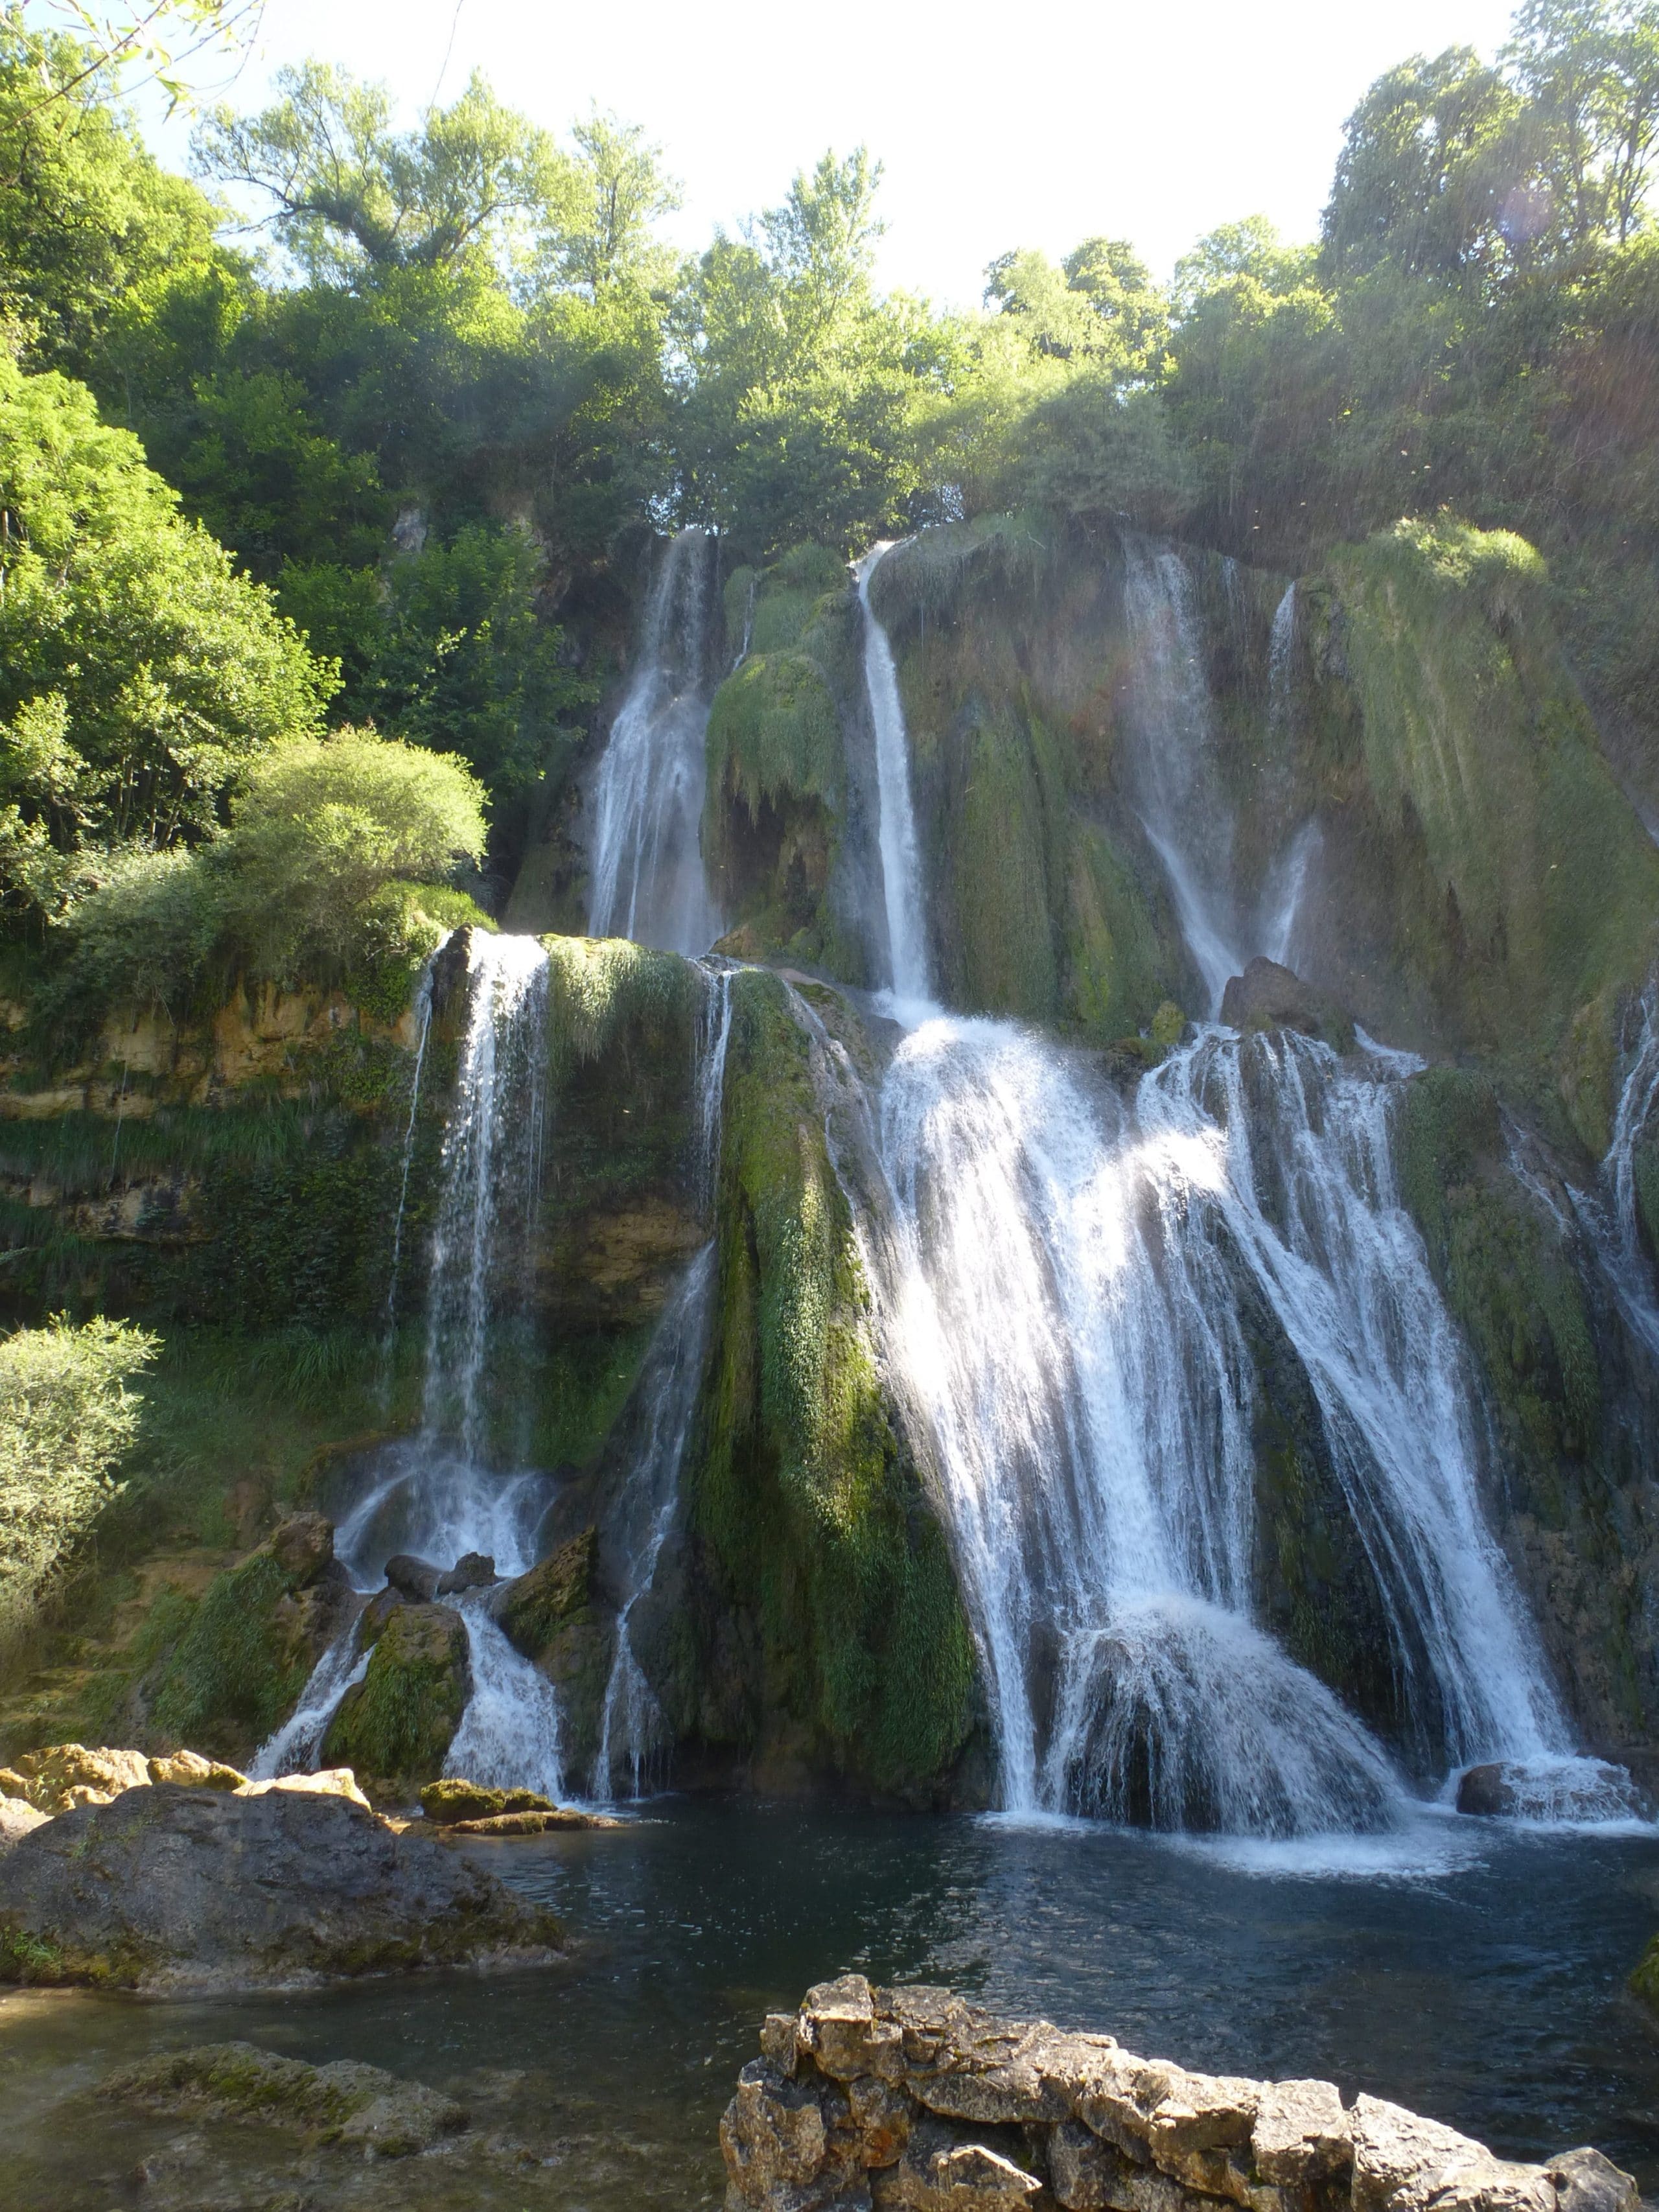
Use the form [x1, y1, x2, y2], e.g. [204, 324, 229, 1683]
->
[0, 1314, 157, 1638]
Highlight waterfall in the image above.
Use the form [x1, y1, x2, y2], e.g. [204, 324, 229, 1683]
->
[378, 947, 439, 1397]
[1600, 985, 1659, 1358]
[591, 1243, 717, 1799]
[590, 963, 732, 1799]
[253, 933, 563, 1790]
[853, 538, 1599, 1835]
[856, 544, 934, 1008]
[421, 932, 550, 1465]
[1120, 539, 1243, 1016]
[1268, 582, 1296, 734]
[587, 526, 724, 957]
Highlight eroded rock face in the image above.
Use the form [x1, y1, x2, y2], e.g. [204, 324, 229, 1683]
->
[0, 1780, 561, 1992]
[723, 1982, 1634, 2212]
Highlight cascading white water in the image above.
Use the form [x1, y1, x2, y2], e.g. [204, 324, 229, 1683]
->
[588, 526, 724, 957]
[856, 544, 934, 1008]
[853, 535, 1595, 1834]
[590, 1242, 717, 1799]
[421, 933, 550, 1465]
[252, 933, 564, 1789]
[1268, 581, 1296, 734]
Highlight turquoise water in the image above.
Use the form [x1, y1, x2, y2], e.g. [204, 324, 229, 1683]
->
[6, 1800, 1659, 2209]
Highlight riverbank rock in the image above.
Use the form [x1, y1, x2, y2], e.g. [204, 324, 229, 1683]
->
[723, 1981, 1638, 2212]
[1, 1741, 152, 1811]
[236, 1766, 370, 1809]
[102, 2039, 470, 2156]
[0, 1780, 561, 1991]
[1220, 959, 1355, 1054]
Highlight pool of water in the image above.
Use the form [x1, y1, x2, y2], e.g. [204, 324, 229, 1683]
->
[6, 1800, 1659, 2209]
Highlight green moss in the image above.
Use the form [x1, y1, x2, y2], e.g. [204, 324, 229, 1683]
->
[1319, 517, 1659, 1064]
[1395, 1067, 1601, 1493]
[498, 1528, 596, 1656]
[147, 1549, 314, 1754]
[684, 972, 977, 1792]
[542, 933, 699, 1075]
[1631, 1934, 1659, 2013]
[323, 1602, 468, 1783]
[745, 543, 848, 654]
[948, 706, 1059, 1021]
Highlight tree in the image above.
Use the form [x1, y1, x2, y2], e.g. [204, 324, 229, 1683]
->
[0, 359, 332, 907]
[0, 19, 223, 378]
[554, 109, 680, 296]
[1322, 51, 1526, 282]
[1505, 0, 1659, 243]
[193, 64, 579, 288]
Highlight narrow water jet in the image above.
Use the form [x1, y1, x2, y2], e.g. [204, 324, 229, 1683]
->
[856, 542, 934, 1008]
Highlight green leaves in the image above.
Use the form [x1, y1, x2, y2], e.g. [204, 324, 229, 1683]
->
[0, 1312, 158, 1642]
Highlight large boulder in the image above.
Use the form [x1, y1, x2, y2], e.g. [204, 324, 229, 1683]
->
[1220, 958, 1355, 1054]
[0, 1781, 561, 1992]
[322, 1600, 470, 1785]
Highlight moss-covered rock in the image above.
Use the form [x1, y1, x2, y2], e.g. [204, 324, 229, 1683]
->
[418, 1778, 553, 1824]
[322, 1601, 469, 1786]
[146, 1519, 347, 1760]
[1306, 519, 1659, 1080]
[672, 971, 980, 1797]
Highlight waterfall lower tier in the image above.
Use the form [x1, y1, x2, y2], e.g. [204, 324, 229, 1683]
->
[869, 1010, 1575, 1834]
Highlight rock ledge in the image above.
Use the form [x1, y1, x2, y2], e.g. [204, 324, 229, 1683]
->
[722, 1979, 1638, 2212]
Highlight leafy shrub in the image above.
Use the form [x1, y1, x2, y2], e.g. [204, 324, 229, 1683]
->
[43, 728, 487, 1030]
[0, 1314, 157, 1640]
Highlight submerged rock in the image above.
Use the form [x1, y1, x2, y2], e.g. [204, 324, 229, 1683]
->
[102, 2039, 470, 2156]
[724, 1980, 1636, 2212]
[1220, 958, 1355, 1054]
[0, 1780, 561, 1991]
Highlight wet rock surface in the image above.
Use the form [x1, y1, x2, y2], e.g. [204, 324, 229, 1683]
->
[0, 1780, 562, 1991]
[723, 1981, 1639, 2212]
[1220, 959, 1355, 1054]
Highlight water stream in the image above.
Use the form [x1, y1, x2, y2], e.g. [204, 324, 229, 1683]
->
[587, 526, 724, 957]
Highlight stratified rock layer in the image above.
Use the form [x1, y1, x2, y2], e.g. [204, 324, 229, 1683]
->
[723, 1979, 1639, 2212]
[0, 1780, 561, 1992]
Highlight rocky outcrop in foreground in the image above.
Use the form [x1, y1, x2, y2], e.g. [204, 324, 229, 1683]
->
[0, 1781, 561, 1992]
[724, 1979, 1637, 2212]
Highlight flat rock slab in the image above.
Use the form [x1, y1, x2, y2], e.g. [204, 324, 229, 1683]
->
[102, 2039, 470, 2157]
[0, 1781, 562, 1993]
[441, 1806, 627, 1835]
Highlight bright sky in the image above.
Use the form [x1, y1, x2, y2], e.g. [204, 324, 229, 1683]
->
[108, 0, 1524, 307]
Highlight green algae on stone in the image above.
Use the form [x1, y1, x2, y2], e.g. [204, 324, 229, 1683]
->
[323, 1602, 469, 1785]
[681, 970, 978, 1795]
